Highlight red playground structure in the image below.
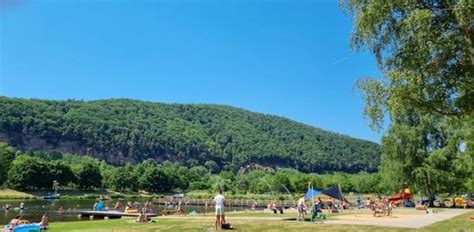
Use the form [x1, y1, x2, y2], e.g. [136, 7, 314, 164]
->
[388, 184, 414, 207]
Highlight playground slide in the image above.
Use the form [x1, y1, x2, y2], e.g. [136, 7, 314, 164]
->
[389, 193, 405, 202]
[389, 192, 413, 204]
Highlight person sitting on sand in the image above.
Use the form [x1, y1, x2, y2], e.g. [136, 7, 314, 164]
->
[271, 202, 278, 214]
[464, 200, 472, 209]
[342, 201, 348, 210]
[366, 197, 372, 208]
[327, 198, 333, 213]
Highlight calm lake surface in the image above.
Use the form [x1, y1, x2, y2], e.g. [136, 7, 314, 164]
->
[0, 199, 242, 225]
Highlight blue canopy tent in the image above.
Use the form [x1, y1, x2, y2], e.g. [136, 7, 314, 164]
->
[304, 188, 321, 201]
[304, 184, 349, 203]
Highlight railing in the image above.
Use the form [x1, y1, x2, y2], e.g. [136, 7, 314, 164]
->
[152, 199, 296, 208]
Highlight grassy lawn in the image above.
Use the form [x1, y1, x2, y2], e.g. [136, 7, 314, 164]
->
[421, 210, 473, 232]
[47, 218, 393, 232]
[0, 188, 158, 200]
[0, 189, 35, 199]
[46, 211, 473, 232]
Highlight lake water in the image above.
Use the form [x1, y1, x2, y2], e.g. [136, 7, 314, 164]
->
[0, 199, 239, 225]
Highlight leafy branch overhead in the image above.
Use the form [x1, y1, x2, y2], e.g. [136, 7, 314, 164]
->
[341, 0, 473, 201]
[342, 0, 473, 128]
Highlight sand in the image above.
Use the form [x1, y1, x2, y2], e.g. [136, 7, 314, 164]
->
[326, 208, 470, 228]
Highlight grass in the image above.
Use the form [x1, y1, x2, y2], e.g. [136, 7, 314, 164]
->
[0, 189, 36, 199]
[0, 188, 160, 200]
[422, 210, 473, 232]
[45, 210, 474, 232]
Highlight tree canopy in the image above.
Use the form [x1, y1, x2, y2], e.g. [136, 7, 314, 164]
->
[0, 142, 381, 194]
[341, 0, 473, 200]
[342, 0, 473, 130]
[0, 96, 380, 173]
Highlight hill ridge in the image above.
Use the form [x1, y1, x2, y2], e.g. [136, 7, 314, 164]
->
[0, 96, 380, 173]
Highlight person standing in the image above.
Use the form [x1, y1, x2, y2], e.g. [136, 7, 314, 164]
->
[297, 197, 305, 221]
[176, 201, 182, 216]
[213, 190, 225, 230]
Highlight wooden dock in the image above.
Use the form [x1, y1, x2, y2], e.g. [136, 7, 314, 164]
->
[79, 210, 158, 219]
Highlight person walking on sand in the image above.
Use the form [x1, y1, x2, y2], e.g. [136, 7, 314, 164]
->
[213, 190, 225, 230]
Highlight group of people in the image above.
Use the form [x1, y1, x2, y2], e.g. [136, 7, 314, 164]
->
[266, 202, 283, 214]
[297, 197, 328, 222]
[3, 202, 25, 211]
[366, 197, 394, 217]
[91, 198, 155, 224]
[296, 196, 347, 221]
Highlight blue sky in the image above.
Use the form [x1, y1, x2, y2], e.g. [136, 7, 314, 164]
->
[0, 0, 382, 142]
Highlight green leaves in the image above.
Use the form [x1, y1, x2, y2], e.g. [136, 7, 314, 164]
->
[0, 96, 380, 173]
[356, 78, 387, 131]
[73, 162, 102, 190]
[343, 0, 474, 200]
[345, 0, 473, 119]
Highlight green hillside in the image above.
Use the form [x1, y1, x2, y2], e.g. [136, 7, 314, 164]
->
[0, 96, 380, 173]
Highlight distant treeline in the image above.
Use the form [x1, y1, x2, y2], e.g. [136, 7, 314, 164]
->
[0, 143, 381, 194]
[0, 97, 380, 173]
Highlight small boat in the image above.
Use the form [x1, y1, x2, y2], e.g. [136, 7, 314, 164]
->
[42, 194, 60, 200]
[43, 180, 61, 200]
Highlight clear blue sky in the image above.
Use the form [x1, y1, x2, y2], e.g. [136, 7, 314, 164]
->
[0, 0, 382, 142]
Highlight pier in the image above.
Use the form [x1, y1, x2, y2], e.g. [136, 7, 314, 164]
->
[79, 211, 158, 220]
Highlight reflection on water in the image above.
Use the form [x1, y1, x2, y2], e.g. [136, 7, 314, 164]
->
[1, 199, 98, 225]
[0, 199, 248, 225]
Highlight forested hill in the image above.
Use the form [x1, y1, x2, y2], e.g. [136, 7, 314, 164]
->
[0, 97, 380, 173]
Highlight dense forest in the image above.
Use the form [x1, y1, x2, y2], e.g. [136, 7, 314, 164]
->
[0, 96, 380, 173]
[0, 142, 381, 194]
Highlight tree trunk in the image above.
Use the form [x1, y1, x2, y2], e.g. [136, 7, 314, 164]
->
[428, 193, 435, 207]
